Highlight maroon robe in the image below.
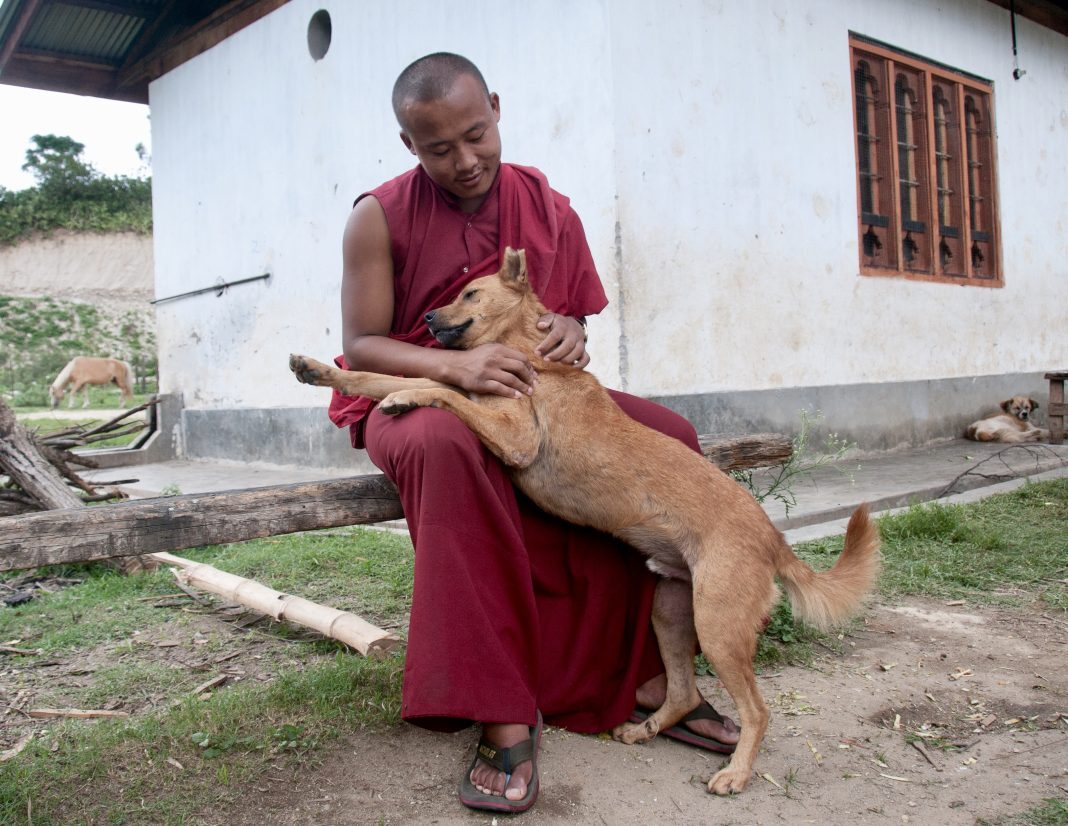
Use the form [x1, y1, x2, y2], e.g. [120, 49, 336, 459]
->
[329, 164, 700, 733]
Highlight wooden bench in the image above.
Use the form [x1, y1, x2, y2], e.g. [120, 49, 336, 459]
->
[0, 433, 793, 573]
[1046, 371, 1067, 445]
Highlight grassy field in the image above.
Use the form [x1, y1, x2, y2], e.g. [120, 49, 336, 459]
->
[0, 478, 1065, 824]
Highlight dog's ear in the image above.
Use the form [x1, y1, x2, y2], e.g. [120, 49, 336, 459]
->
[1000, 399, 1012, 412]
[500, 247, 529, 288]
[1030, 398, 1040, 410]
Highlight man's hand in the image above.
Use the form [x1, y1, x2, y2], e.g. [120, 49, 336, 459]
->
[535, 313, 589, 368]
[448, 343, 538, 398]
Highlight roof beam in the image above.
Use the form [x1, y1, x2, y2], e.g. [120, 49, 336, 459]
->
[0, 0, 43, 74]
[1, 52, 147, 102]
[117, 0, 289, 90]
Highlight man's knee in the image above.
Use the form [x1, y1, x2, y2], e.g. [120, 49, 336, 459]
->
[369, 407, 486, 468]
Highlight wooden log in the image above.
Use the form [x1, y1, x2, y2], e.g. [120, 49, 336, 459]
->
[0, 433, 791, 572]
[150, 551, 402, 658]
[0, 474, 404, 572]
[698, 433, 794, 471]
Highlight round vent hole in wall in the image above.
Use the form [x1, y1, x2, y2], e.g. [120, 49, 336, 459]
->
[307, 10, 332, 61]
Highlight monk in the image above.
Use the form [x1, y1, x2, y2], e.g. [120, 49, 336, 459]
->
[329, 52, 739, 813]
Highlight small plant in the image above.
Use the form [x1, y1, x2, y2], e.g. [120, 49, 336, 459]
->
[733, 409, 855, 517]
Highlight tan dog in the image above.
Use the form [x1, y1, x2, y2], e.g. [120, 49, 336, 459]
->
[965, 396, 1049, 443]
[290, 248, 880, 795]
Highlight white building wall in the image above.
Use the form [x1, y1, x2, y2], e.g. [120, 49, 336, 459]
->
[150, 0, 620, 410]
[609, 0, 1067, 396]
[147, 0, 1067, 444]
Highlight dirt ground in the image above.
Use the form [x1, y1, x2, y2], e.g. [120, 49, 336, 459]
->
[194, 595, 1066, 826]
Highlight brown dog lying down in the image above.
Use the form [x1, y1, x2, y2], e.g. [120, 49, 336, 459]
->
[290, 247, 880, 795]
[965, 396, 1049, 443]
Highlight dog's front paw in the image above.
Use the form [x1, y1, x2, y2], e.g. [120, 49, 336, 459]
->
[612, 719, 658, 745]
[380, 389, 431, 416]
[290, 354, 332, 386]
[708, 764, 750, 796]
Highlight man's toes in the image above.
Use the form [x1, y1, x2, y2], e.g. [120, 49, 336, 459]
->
[504, 778, 527, 801]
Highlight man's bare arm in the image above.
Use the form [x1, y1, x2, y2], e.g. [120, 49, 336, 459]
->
[341, 196, 537, 397]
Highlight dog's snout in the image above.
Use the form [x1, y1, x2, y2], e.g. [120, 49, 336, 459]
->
[424, 311, 436, 325]
[1020, 409, 1030, 420]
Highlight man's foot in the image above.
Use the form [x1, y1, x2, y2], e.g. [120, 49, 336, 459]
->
[635, 674, 740, 747]
[469, 723, 535, 800]
[459, 712, 543, 813]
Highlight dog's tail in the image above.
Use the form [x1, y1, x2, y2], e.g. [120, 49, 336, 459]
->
[773, 504, 880, 630]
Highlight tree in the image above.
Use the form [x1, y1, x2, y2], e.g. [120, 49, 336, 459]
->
[21, 134, 96, 194]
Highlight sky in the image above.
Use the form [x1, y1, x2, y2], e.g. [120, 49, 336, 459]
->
[0, 84, 152, 191]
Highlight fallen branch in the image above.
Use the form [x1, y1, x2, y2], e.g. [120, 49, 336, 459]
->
[27, 708, 130, 719]
[940, 444, 1068, 497]
[148, 552, 403, 658]
[0, 733, 33, 762]
[0, 645, 41, 655]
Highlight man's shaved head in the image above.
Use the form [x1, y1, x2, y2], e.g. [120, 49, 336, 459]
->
[392, 52, 491, 126]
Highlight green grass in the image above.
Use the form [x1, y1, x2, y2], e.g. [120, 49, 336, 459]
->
[978, 798, 1068, 825]
[794, 478, 1068, 610]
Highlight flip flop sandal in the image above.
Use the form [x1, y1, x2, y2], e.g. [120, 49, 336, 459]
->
[629, 700, 738, 754]
[459, 710, 543, 813]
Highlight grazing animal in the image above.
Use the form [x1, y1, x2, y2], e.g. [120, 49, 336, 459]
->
[49, 356, 135, 409]
[290, 247, 880, 796]
[965, 396, 1049, 443]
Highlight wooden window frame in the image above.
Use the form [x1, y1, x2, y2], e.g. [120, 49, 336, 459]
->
[849, 35, 1003, 286]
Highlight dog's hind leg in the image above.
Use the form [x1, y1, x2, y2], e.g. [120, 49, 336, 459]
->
[613, 577, 702, 745]
[693, 595, 769, 795]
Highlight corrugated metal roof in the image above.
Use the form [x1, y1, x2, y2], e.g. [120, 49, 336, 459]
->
[22, 3, 149, 64]
[0, 0, 290, 103]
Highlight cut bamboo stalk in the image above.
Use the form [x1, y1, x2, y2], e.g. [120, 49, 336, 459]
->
[148, 552, 402, 658]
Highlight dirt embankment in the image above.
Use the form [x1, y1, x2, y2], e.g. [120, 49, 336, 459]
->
[0, 229, 152, 312]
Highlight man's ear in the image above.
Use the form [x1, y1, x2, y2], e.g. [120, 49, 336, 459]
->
[400, 131, 416, 155]
[500, 247, 529, 287]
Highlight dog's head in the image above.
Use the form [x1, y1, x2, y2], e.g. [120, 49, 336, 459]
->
[1000, 396, 1039, 421]
[424, 248, 536, 349]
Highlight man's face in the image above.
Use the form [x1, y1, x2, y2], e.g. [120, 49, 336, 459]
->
[398, 73, 502, 211]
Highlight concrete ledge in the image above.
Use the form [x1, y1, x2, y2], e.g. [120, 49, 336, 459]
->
[182, 405, 378, 474]
[173, 372, 1058, 468]
[652, 371, 1054, 455]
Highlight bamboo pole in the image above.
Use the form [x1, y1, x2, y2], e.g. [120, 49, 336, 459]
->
[147, 552, 402, 658]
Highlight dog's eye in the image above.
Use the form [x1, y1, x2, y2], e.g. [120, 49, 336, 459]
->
[463, 289, 478, 300]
